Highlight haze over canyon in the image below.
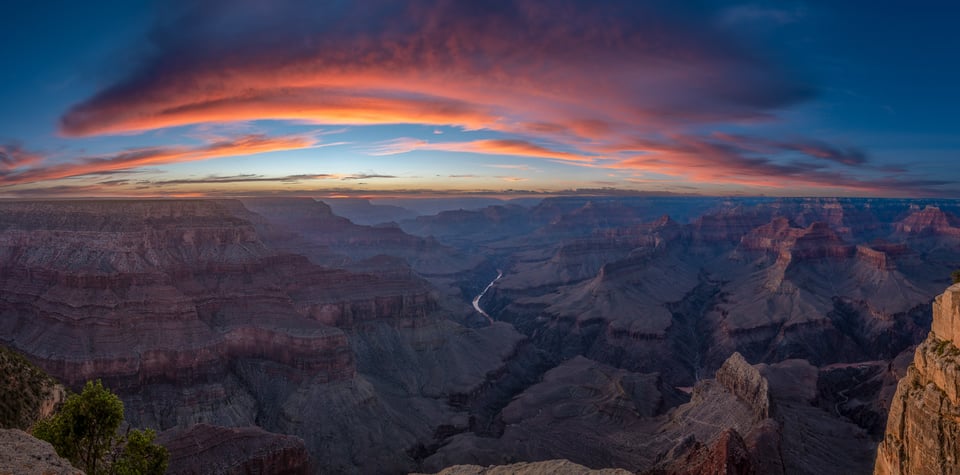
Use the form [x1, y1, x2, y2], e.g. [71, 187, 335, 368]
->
[1, 195, 960, 474]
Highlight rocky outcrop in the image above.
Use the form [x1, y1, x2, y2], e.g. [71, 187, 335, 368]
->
[413, 459, 632, 475]
[740, 219, 855, 263]
[855, 245, 896, 271]
[159, 424, 310, 475]
[714, 352, 770, 422]
[893, 206, 960, 238]
[647, 428, 753, 475]
[0, 429, 83, 475]
[0, 345, 66, 430]
[875, 283, 960, 475]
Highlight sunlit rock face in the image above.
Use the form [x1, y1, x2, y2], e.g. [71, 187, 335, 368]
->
[875, 284, 960, 475]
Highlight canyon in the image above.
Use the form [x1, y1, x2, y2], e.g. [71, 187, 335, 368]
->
[1, 196, 960, 473]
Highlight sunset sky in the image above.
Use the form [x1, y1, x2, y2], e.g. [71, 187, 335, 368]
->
[1, 1, 957, 198]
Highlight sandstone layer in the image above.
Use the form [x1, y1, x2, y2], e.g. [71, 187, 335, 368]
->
[875, 283, 960, 475]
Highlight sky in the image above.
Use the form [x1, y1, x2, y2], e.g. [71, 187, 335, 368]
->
[0, 0, 958, 199]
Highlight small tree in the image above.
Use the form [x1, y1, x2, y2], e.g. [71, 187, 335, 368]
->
[32, 380, 167, 475]
[111, 428, 168, 475]
[953, 269, 960, 284]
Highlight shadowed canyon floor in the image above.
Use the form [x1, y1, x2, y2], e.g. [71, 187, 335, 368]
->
[2, 197, 960, 473]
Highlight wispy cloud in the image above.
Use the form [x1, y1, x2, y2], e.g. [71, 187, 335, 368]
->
[340, 173, 396, 180]
[486, 164, 539, 171]
[140, 173, 336, 186]
[612, 134, 950, 195]
[0, 134, 316, 186]
[0, 144, 43, 170]
[369, 138, 588, 162]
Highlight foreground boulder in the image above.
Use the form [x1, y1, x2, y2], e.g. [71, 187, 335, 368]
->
[0, 429, 82, 475]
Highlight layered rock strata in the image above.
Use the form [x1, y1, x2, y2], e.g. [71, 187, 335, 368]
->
[0, 201, 366, 395]
[0, 200, 529, 473]
[714, 352, 770, 422]
[159, 424, 310, 475]
[875, 283, 960, 475]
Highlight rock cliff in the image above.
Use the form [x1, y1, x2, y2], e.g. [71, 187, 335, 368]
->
[0, 345, 66, 430]
[0, 200, 363, 401]
[0, 199, 530, 473]
[875, 283, 960, 475]
[0, 429, 83, 475]
[714, 352, 770, 422]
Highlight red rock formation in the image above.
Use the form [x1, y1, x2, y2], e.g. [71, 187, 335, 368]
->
[741, 220, 854, 261]
[738, 217, 801, 252]
[876, 284, 960, 475]
[855, 245, 896, 271]
[0, 199, 435, 398]
[893, 205, 960, 237]
[649, 429, 754, 475]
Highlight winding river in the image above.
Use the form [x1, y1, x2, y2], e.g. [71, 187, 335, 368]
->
[472, 271, 503, 323]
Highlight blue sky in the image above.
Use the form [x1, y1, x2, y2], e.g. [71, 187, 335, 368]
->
[0, 0, 957, 198]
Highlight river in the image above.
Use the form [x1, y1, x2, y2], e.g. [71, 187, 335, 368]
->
[472, 271, 503, 323]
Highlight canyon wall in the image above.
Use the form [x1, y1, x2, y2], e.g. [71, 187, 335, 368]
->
[0, 200, 525, 473]
[875, 283, 960, 475]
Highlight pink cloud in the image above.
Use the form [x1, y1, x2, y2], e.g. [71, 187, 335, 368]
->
[0, 134, 315, 186]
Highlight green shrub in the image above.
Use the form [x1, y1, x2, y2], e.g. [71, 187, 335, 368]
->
[32, 380, 167, 475]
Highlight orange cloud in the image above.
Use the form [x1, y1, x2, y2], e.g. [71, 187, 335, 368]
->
[608, 135, 949, 194]
[0, 134, 315, 186]
[45, 0, 944, 196]
[62, 89, 499, 137]
[59, 1, 814, 143]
